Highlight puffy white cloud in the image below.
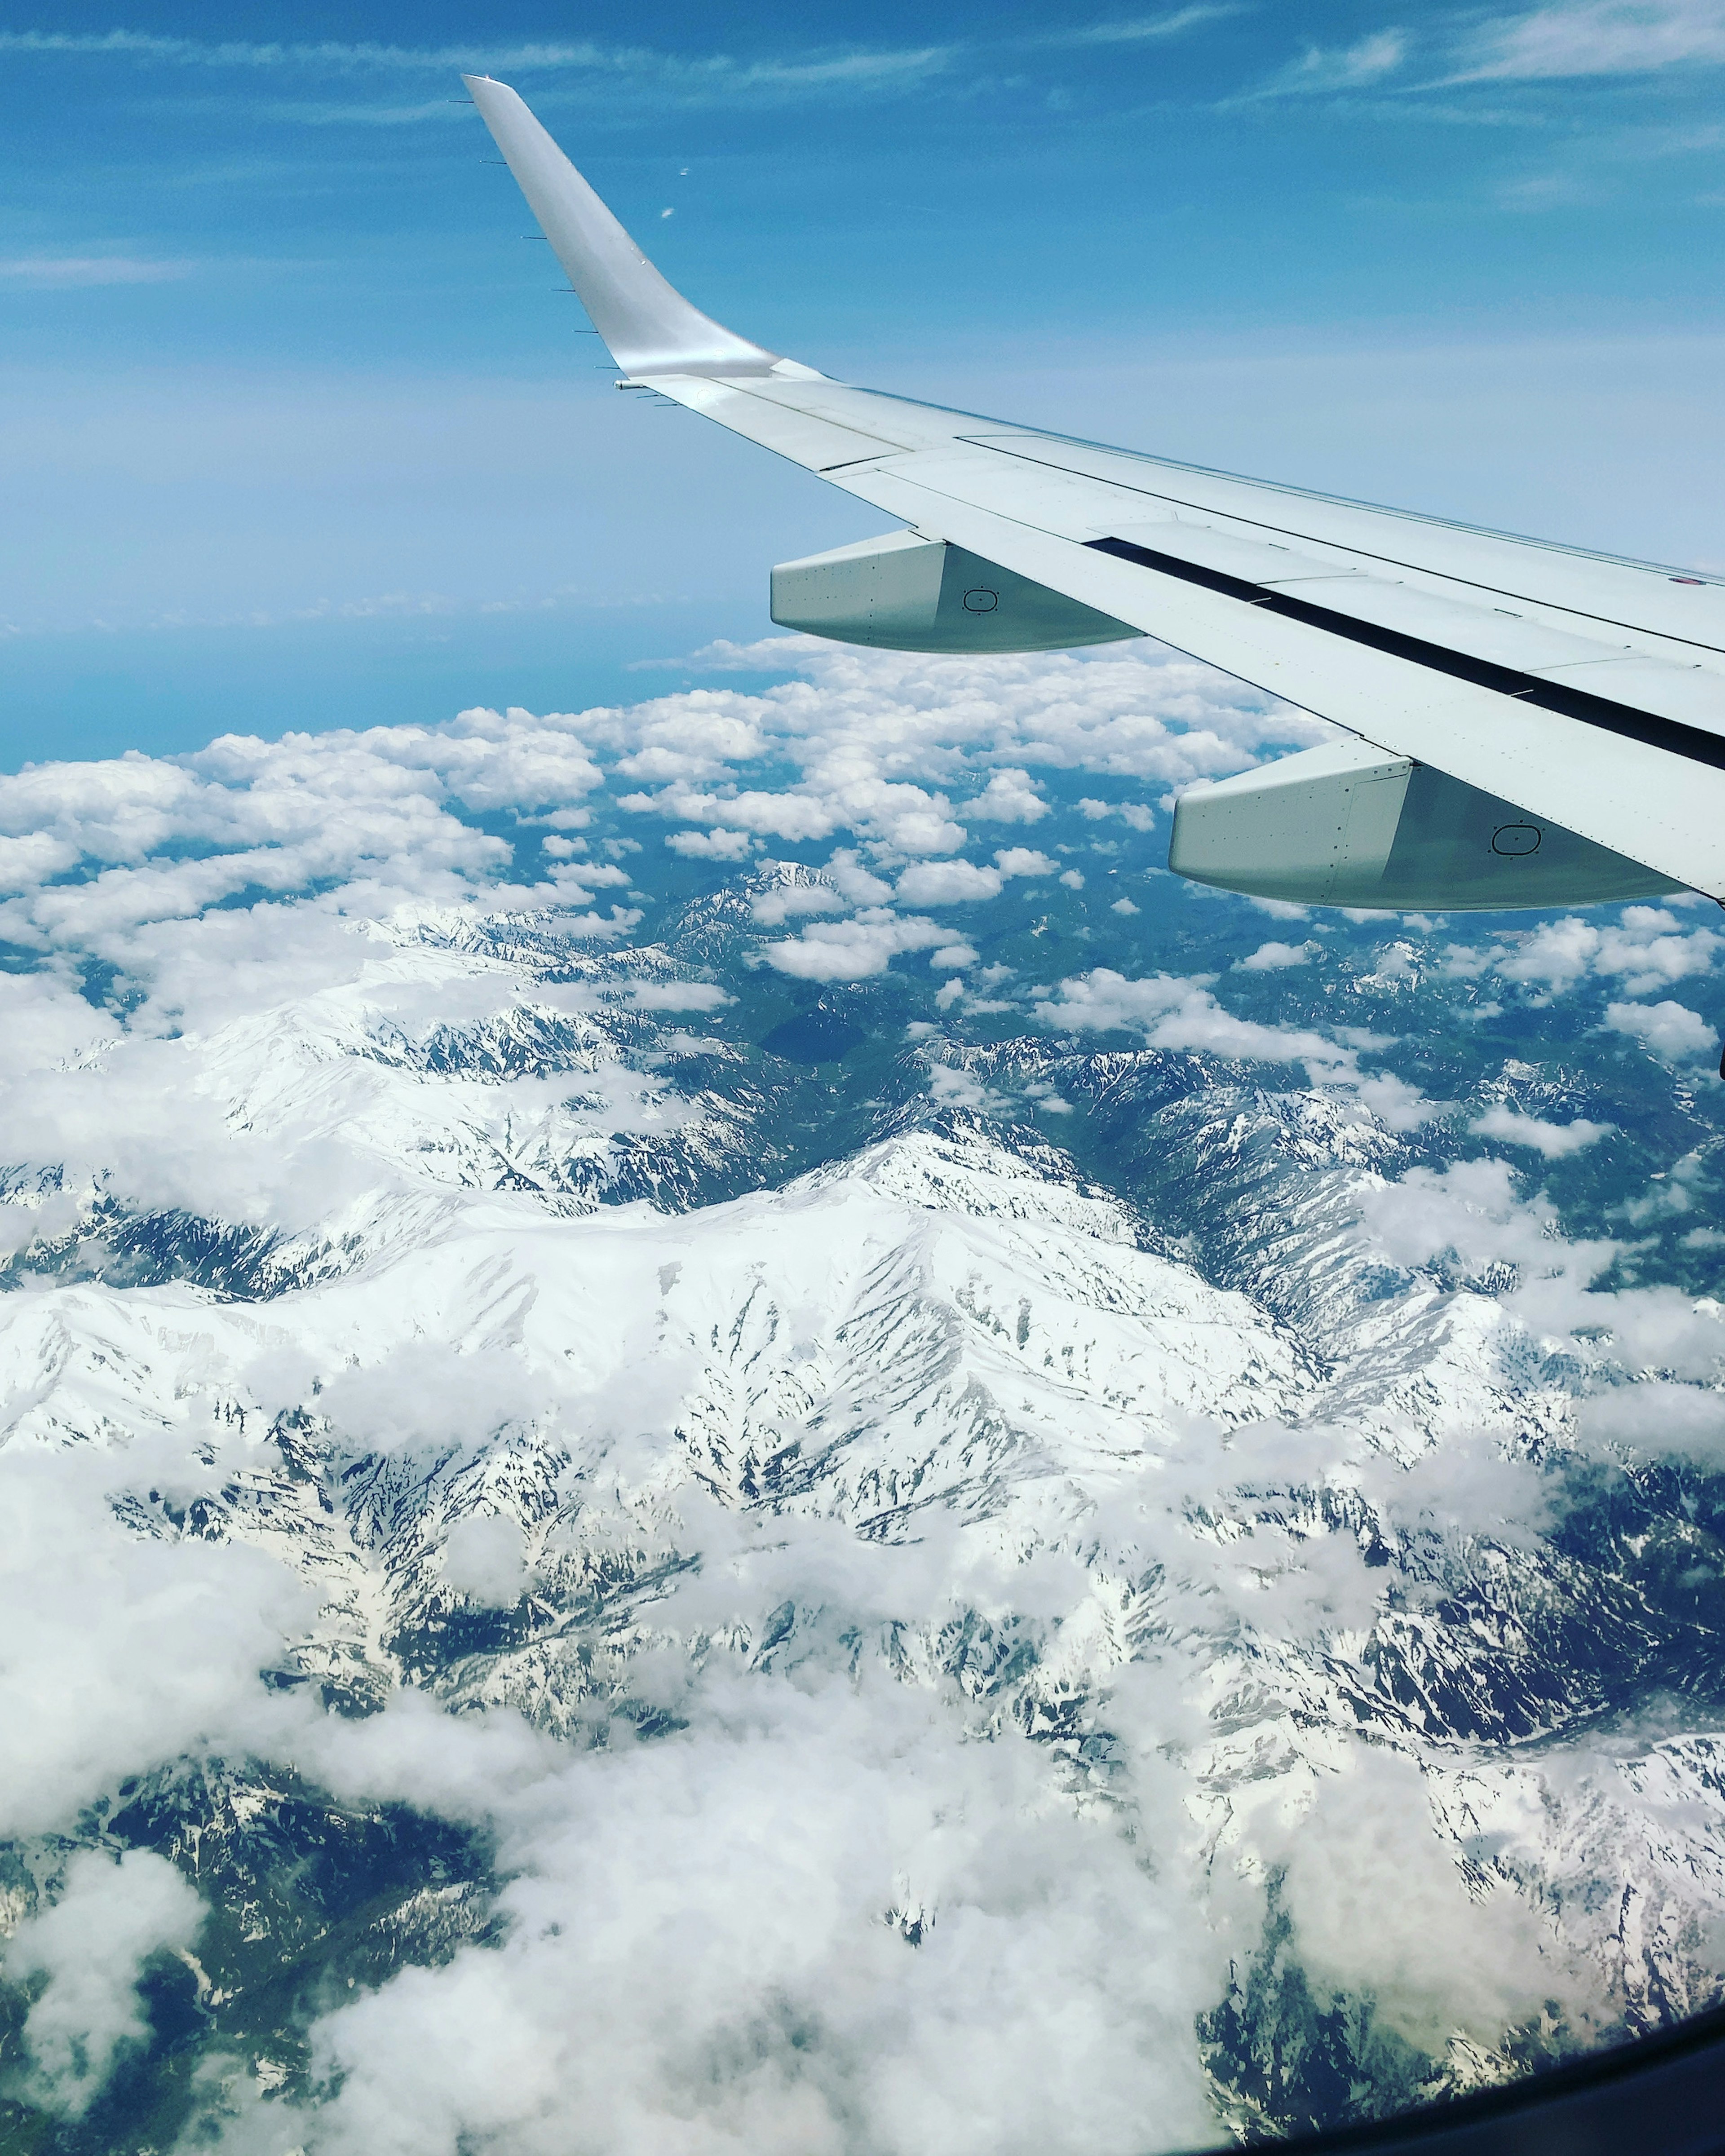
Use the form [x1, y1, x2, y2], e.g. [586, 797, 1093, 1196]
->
[1470, 1103, 1614, 1156]
[0, 641, 1313, 998]
[1604, 998, 1721, 1061]
[1034, 968, 1355, 1074]
[894, 858, 1003, 906]
[1354, 1070, 1444, 1131]
[1236, 940, 1312, 971]
[963, 768, 1048, 823]
[296, 1671, 1220, 2156]
[0, 1447, 312, 1842]
[665, 826, 754, 858]
[443, 1513, 531, 1606]
[1058, 869, 1085, 891]
[621, 783, 838, 844]
[1110, 896, 1140, 917]
[931, 943, 980, 970]
[4, 1849, 206, 2115]
[758, 912, 950, 982]
[1357, 1158, 1725, 1376]
[1262, 1746, 1588, 2053]
[1460, 908, 1723, 1003]
[750, 882, 846, 927]
[579, 638, 1311, 860]
[824, 849, 894, 906]
[1575, 1379, 1725, 1461]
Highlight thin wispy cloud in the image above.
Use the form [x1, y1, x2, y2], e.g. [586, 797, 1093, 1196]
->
[0, 256, 194, 286]
[1243, 28, 1410, 98]
[0, 31, 626, 71]
[0, 18, 1255, 118]
[0, 27, 960, 102]
[1447, 0, 1725, 80]
[1062, 6, 1245, 46]
[1238, 1, 1725, 105]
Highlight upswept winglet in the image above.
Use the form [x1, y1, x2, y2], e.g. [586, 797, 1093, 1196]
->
[463, 75, 781, 378]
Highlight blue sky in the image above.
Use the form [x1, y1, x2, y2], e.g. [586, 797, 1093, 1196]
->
[2, 0, 1723, 764]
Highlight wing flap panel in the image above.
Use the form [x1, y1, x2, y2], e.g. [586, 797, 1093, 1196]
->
[770, 531, 1140, 653]
[1173, 741, 1684, 910]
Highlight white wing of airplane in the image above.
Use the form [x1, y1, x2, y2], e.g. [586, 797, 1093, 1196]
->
[466, 75, 1725, 915]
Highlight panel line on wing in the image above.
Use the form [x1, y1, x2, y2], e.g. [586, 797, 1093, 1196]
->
[965, 435, 1725, 662]
[1088, 536, 1725, 773]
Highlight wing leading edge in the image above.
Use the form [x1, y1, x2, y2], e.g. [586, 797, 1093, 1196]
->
[464, 75, 1725, 908]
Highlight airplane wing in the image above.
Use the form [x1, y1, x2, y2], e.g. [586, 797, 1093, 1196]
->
[465, 75, 1725, 913]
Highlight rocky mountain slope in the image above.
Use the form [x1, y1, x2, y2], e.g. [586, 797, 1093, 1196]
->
[1, 856, 1723, 2156]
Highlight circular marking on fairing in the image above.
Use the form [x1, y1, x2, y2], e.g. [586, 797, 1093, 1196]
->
[1492, 824, 1542, 857]
[962, 588, 999, 613]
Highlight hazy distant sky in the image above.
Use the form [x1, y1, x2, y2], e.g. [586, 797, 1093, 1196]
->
[2, 0, 1723, 761]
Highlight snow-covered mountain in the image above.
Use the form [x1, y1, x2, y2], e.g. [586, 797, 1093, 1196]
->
[2, 668, 1724, 2156]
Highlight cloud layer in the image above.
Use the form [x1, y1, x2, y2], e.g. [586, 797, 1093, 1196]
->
[0, 644, 1719, 2150]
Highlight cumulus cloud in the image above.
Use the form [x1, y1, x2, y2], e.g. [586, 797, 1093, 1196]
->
[1264, 1746, 1589, 2051]
[1470, 1103, 1615, 1156]
[0, 656, 1716, 2151]
[1355, 1070, 1444, 1131]
[750, 881, 846, 926]
[825, 849, 894, 906]
[894, 843, 1071, 904]
[443, 1513, 531, 1605]
[594, 637, 1309, 863]
[4, 1849, 206, 2115]
[665, 826, 754, 859]
[0, 1447, 313, 1841]
[1575, 1378, 1725, 1460]
[963, 768, 1048, 823]
[1459, 908, 1722, 1002]
[1034, 968, 1355, 1074]
[995, 847, 1056, 877]
[1604, 998, 1721, 1061]
[295, 1671, 1222, 2156]
[895, 858, 1004, 906]
[758, 911, 950, 981]
[1358, 1158, 1725, 1375]
[1235, 940, 1313, 971]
